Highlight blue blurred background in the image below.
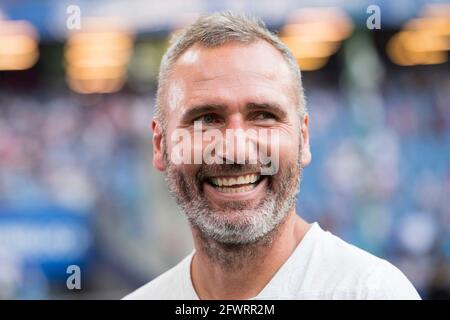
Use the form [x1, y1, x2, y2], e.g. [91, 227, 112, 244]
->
[0, 0, 449, 299]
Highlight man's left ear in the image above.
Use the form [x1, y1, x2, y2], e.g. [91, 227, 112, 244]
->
[152, 118, 165, 172]
[300, 114, 312, 167]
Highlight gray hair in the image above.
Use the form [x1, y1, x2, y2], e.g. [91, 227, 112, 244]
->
[155, 11, 306, 128]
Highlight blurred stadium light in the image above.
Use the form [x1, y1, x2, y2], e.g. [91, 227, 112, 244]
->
[387, 3, 450, 66]
[0, 19, 39, 71]
[280, 7, 354, 70]
[64, 18, 135, 94]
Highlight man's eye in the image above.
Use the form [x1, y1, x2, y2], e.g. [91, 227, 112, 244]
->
[253, 112, 276, 121]
[194, 114, 220, 125]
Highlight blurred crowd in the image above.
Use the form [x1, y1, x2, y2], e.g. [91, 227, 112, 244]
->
[0, 93, 150, 212]
[301, 67, 450, 298]
[0, 91, 154, 298]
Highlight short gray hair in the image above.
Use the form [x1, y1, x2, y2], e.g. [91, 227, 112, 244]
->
[155, 11, 306, 128]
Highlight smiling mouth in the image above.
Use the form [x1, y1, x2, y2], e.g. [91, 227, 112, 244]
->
[205, 173, 266, 193]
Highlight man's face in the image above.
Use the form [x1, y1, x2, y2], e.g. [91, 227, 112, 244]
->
[152, 40, 311, 244]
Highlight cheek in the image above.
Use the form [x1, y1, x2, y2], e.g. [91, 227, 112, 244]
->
[164, 128, 198, 165]
[279, 139, 300, 169]
[271, 131, 301, 188]
[268, 127, 300, 163]
[167, 162, 202, 192]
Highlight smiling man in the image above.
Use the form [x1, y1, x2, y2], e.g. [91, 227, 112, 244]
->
[124, 12, 420, 300]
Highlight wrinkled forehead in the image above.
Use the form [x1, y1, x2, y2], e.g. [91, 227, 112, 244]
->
[165, 41, 296, 113]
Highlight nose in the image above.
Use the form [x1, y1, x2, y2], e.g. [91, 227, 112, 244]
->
[217, 114, 258, 164]
[226, 113, 246, 131]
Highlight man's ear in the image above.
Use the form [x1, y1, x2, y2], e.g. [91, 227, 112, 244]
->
[152, 118, 165, 171]
[300, 114, 312, 167]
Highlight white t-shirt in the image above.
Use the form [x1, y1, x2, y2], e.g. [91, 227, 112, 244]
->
[123, 223, 421, 300]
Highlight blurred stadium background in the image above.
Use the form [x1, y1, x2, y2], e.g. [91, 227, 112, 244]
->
[0, 0, 449, 299]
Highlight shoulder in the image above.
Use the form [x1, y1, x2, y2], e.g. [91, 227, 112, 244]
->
[122, 252, 196, 300]
[314, 226, 387, 273]
[291, 224, 421, 299]
[364, 258, 421, 299]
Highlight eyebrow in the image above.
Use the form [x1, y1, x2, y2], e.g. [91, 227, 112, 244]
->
[179, 101, 288, 124]
[180, 104, 225, 124]
[246, 102, 288, 118]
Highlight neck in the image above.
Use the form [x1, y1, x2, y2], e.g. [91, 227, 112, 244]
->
[190, 209, 310, 299]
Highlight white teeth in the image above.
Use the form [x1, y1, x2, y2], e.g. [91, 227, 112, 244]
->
[216, 184, 256, 193]
[248, 174, 258, 183]
[210, 174, 263, 194]
[209, 174, 260, 190]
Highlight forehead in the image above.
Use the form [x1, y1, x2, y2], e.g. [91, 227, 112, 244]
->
[166, 40, 296, 113]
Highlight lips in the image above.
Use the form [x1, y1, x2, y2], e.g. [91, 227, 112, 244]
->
[205, 173, 264, 194]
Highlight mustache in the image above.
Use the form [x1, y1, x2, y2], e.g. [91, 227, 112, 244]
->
[196, 162, 271, 182]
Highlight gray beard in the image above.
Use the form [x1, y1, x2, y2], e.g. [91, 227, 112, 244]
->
[163, 146, 303, 271]
[192, 204, 293, 272]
